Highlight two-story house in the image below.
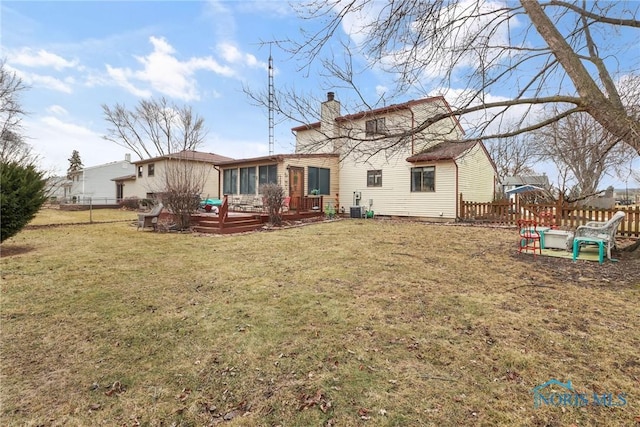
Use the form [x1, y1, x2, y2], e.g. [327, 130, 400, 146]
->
[117, 150, 234, 201]
[292, 92, 497, 219]
[67, 154, 136, 204]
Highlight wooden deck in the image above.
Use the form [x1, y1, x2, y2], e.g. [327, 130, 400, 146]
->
[189, 210, 324, 234]
[155, 195, 326, 234]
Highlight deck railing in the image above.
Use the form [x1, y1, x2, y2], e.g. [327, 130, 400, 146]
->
[218, 195, 229, 229]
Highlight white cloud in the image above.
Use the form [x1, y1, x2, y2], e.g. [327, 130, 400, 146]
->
[46, 105, 69, 116]
[26, 116, 126, 174]
[106, 36, 235, 101]
[7, 65, 73, 93]
[375, 85, 389, 98]
[432, 87, 545, 138]
[9, 47, 79, 70]
[106, 65, 153, 98]
[41, 116, 99, 138]
[218, 42, 265, 68]
[206, 133, 269, 159]
[339, 0, 520, 86]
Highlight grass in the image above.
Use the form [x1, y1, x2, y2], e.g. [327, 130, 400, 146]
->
[27, 206, 138, 226]
[1, 210, 639, 426]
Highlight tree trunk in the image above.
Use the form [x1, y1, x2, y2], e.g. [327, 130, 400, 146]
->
[521, 0, 640, 154]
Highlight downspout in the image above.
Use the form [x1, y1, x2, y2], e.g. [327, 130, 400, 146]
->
[214, 165, 221, 198]
[454, 158, 459, 222]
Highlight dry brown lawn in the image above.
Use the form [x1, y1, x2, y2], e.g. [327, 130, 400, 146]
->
[1, 211, 639, 426]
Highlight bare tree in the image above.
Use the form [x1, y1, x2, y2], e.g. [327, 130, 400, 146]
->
[532, 111, 636, 199]
[155, 153, 212, 230]
[0, 60, 37, 165]
[269, 1, 640, 155]
[486, 132, 537, 183]
[102, 97, 207, 159]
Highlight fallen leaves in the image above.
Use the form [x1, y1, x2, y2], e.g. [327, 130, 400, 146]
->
[299, 389, 332, 413]
[176, 387, 191, 402]
[104, 381, 126, 397]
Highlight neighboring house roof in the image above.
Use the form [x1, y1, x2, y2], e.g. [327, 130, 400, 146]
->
[405, 141, 478, 162]
[215, 153, 339, 167]
[132, 150, 234, 165]
[291, 95, 465, 135]
[503, 175, 550, 187]
[111, 174, 137, 182]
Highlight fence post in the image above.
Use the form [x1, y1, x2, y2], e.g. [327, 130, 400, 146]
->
[459, 193, 464, 220]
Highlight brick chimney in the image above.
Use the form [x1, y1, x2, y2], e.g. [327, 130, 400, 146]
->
[320, 91, 340, 143]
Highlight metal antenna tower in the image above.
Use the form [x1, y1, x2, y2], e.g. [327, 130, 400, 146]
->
[268, 48, 274, 155]
[255, 39, 287, 156]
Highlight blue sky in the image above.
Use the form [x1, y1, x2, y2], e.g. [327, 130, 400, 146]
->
[2, 0, 638, 189]
[2, 1, 314, 171]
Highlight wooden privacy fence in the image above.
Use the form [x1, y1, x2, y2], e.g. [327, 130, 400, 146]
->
[459, 194, 640, 237]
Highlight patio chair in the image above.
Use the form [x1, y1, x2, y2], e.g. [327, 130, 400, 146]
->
[517, 219, 542, 257]
[253, 196, 265, 212]
[573, 211, 625, 261]
[230, 196, 241, 211]
[137, 202, 163, 231]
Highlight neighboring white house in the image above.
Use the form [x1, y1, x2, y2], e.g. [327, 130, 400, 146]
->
[292, 92, 497, 219]
[117, 150, 234, 201]
[68, 154, 136, 204]
[45, 176, 72, 203]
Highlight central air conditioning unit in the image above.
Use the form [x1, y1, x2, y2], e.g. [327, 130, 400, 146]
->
[350, 191, 364, 218]
[350, 206, 365, 218]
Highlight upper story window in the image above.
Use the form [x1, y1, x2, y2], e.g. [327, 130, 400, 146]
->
[367, 170, 382, 187]
[137, 166, 143, 178]
[365, 117, 386, 137]
[148, 163, 155, 177]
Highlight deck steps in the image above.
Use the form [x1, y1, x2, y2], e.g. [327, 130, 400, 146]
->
[189, 211, 324, 235]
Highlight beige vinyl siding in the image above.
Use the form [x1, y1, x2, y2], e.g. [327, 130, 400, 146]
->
[128, 160, 220, 200]
[411, 101, 464, 154]
[456, 144, 496, 202]
[338, 149, 458, 219]
[220, 157, 340, 208]
[294, 129, 335, 154]
[283, 157, 339, 208]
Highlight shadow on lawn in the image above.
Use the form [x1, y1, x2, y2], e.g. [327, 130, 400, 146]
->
[0, 244, 36, 258]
